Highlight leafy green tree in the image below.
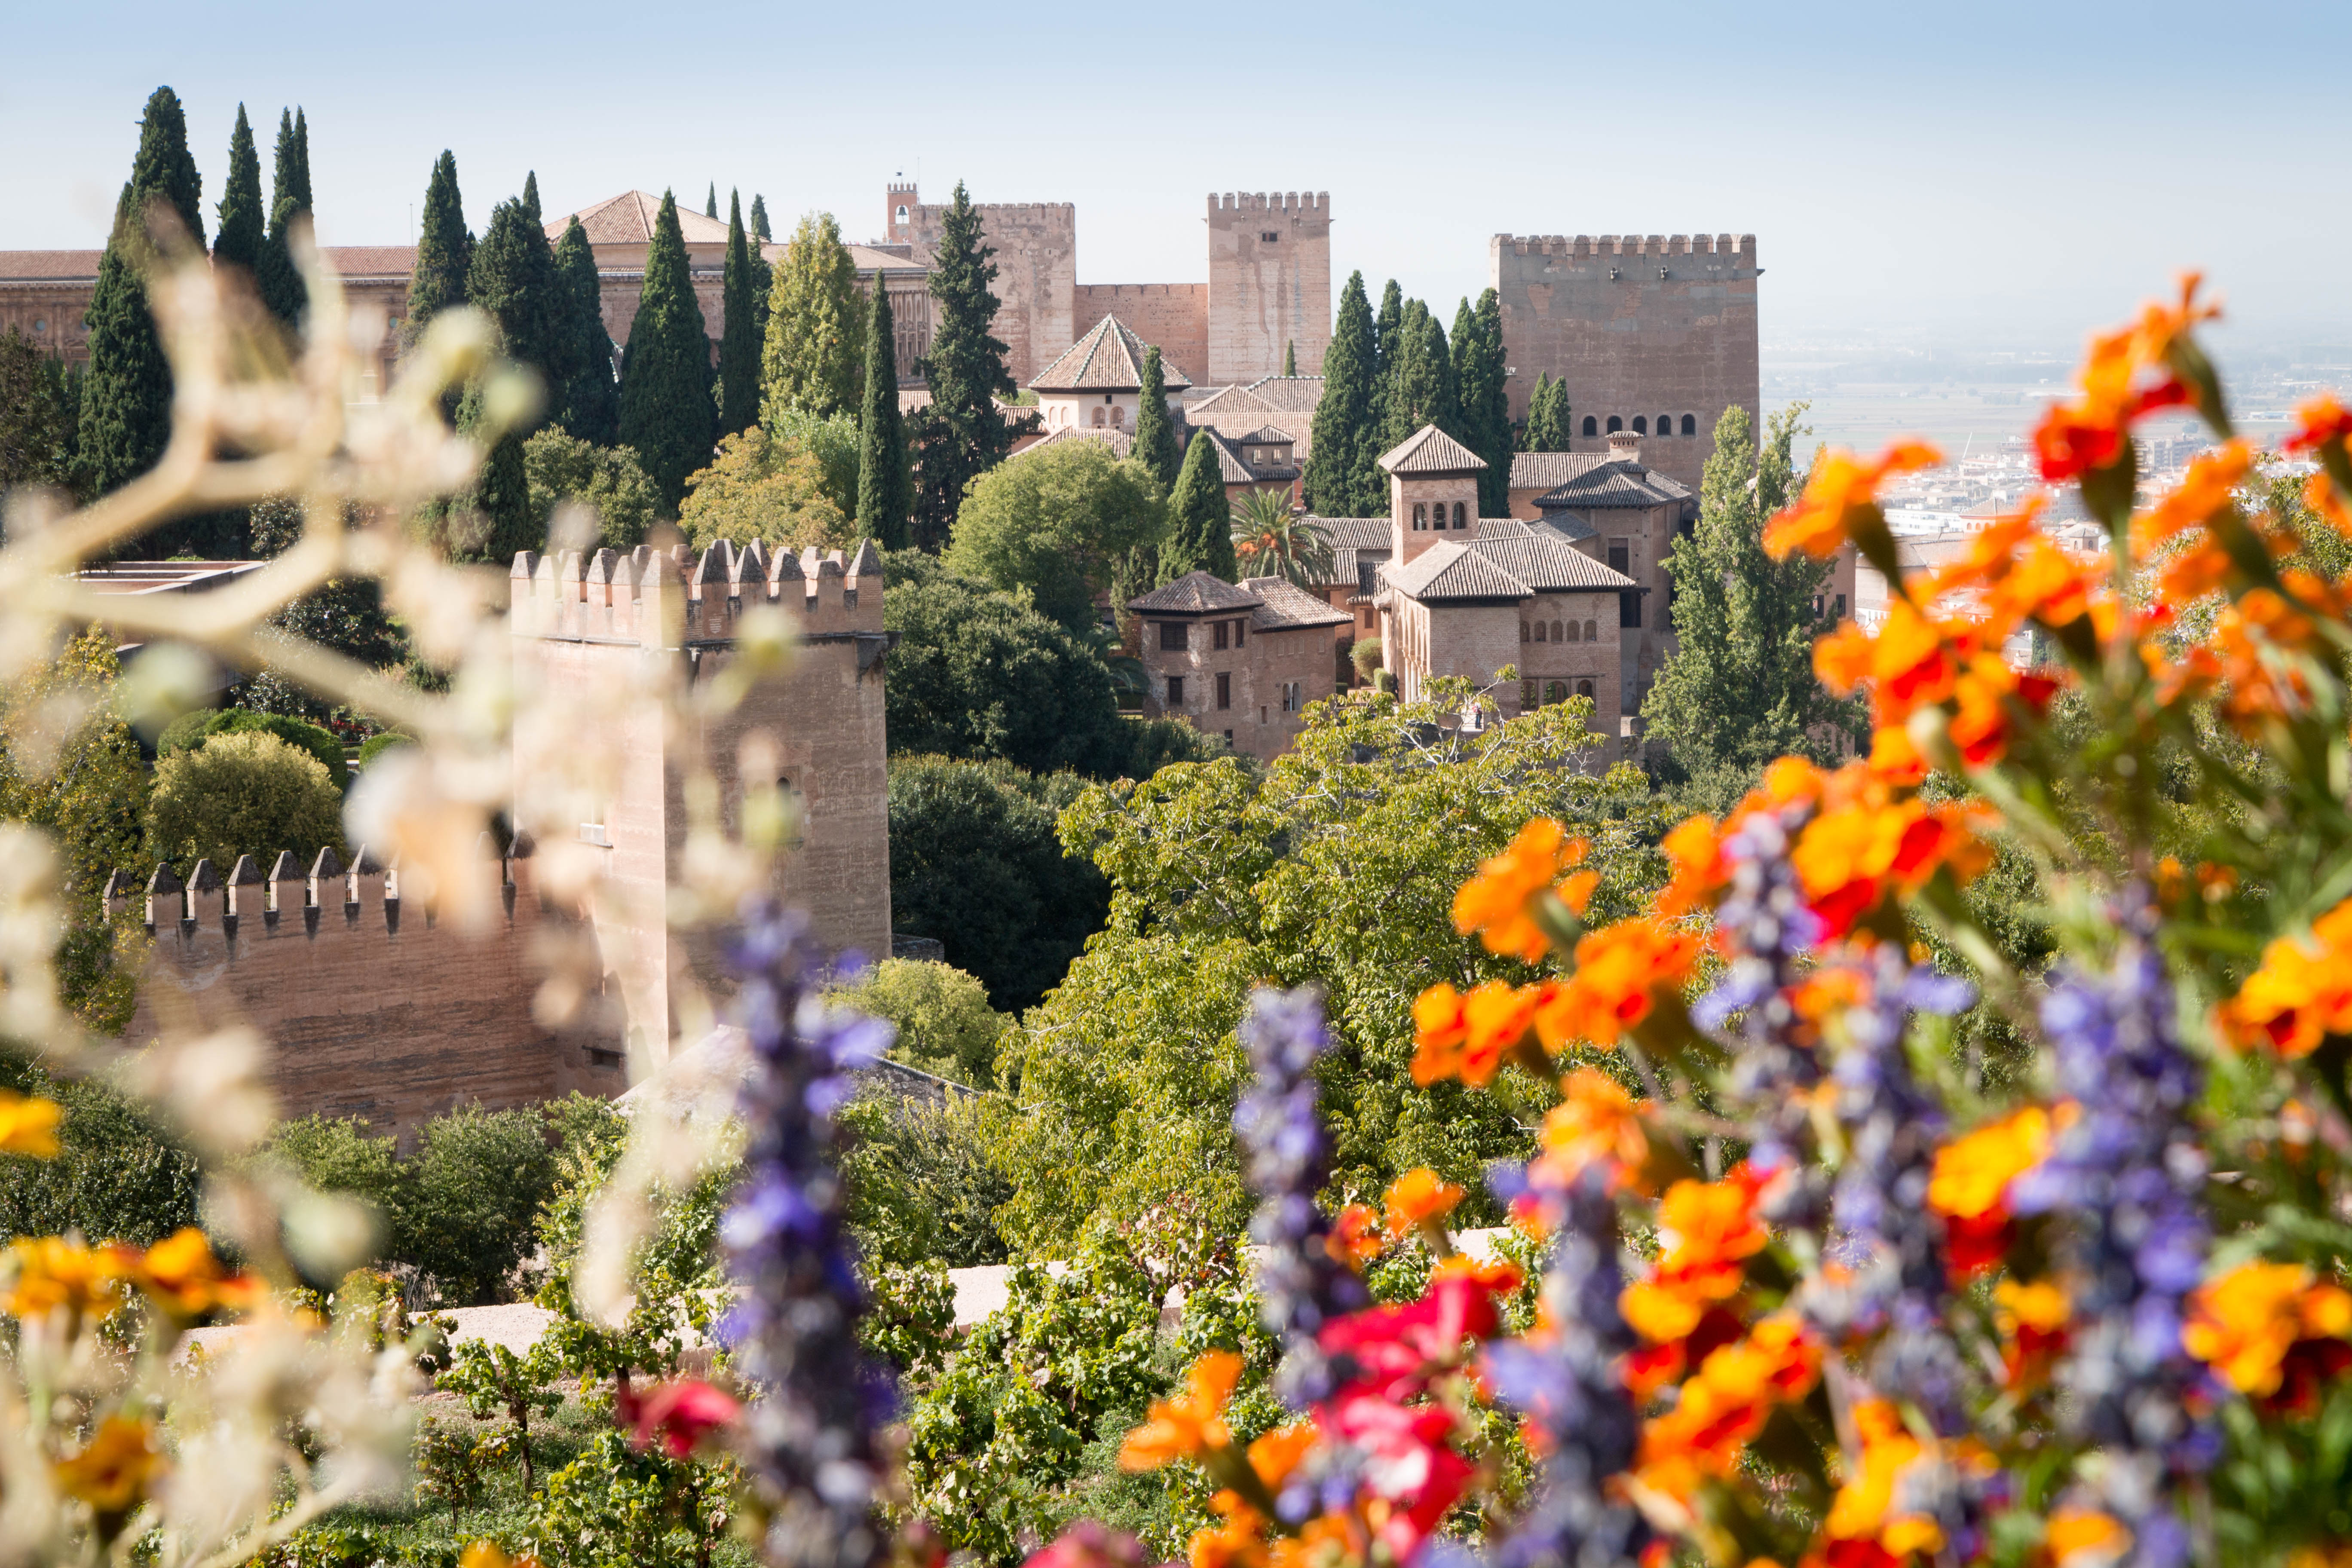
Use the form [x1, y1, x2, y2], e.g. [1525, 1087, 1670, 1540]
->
[947, 438, 1163, 630]
[79, 87, 204, 518]
[1642, 402, 1862, 807]
[523, 427, 659, 549]
[158, 706, 348, 788]
[1133, 346, 1181, 496]
[677, 423, 851, 553]
[147, 730, 344, 872]
[1305, 271, 1377, 517]
[1160, 431, 1234, 582]
[717, 193, 760, 439]
[909, 182, 1020, 549]
[617, 191, 715, 516]
[0, 328, 76, 494]
[994, 691, 1670, 1255]
[0, 1049, 199, 1244]
[469, 196, 567, 385]
[761, 210, 863, 422]
[838, 1092, 1011, 1268]
[857, 281, 911, 547]
[749, 193, 771, 242]
[407, 1106, 563, 1305]
[212, 105, 265, 280]
[834, 958, 1007, 1086]
[244, 496, 406, 717]
[887, 755, 1109, 1011]
[551, 217, 619, 445]
[256, 107, 312, 328]
[1456, 289, 1513, 515]
[404, 151, 473, 343]
[766, 403, 860, 516]
[1381, 300, 1456, 455]
[1521, 373, 1571, 452]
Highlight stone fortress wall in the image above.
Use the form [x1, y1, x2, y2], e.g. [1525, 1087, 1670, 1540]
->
[1206, 191, 1332, 384]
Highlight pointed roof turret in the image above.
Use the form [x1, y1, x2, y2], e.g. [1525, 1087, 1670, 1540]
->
[1377, 424, 1487, 476]
[1029, 315, 1193, 392]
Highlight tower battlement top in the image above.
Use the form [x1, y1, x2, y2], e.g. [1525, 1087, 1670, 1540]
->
[1209, 191, 1329, 215]
[1493, 233, 1758, 261]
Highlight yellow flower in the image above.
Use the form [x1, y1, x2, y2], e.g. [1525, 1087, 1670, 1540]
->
[2, 1236, 123, 1320]
[2182, 1260, 2352, 1397]
[1926, 1106, 2052, 1222]
[0, 1089, 61, 1158]
[2216, 898, 2352, 1060]
[53, 1415, 162, 1514]
[1824, 1400, 1945, 1559]
[117, 1227, 263, 1321]
[2046, 1508, 2131, 1568]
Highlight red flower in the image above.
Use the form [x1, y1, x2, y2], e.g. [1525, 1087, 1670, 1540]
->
[618, 1378, 741, 1458]
[1324, 1396, 1477, 1562]
[1317, 1273, 1506, 1401]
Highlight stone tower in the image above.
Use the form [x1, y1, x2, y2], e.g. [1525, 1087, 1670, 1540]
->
[885, 181, 918, 246]
[1206, 191, 1332, 384]
[905, 195, 1077, 386]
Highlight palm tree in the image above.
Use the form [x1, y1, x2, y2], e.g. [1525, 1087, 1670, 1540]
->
[1230, 489, 1334, 589]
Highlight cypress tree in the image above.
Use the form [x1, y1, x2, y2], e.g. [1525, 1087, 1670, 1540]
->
[213, 106, 264, 279]
[79, 87, 204, 509]
[1372, 280, 1403, 380]
[750, 194, 772, 242]
[1305, 271, 1373, 517]
[405, 152, 472, 343]
[706, 184, 718, 220]
[718, 192, 760, 438]
[616, 190, 714, 515]
[521, 171, 542, 226]
[468, 196, 567, 384]
[855, 283, 911, 548]
[1381, 301, 1455, 454]
[1456, 288, 1513, 514]
[908, 181, 1017, 549]
[1522, 374, 1572, 453]
[1132, 346, 1180, 496]
[1161, 430, 1233, 582]
[1283, 339, 1296, 377]
[551, 217, 619, 445]
[257, 107, 311, 327]
[455, 380, 536, 563]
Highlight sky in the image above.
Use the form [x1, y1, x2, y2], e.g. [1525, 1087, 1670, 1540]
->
[8, 0, 2351, 368]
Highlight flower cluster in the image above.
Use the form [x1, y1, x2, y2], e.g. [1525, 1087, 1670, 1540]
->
[2184, 1262, 2352, 1412]
[0, 1227, 262, 1326]
[2215, 895, 2352, 1058]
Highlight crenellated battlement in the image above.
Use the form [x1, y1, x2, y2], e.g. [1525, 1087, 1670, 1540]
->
[1210, 191, 1329, 216]
[112, 837, 534, 943]
[1495, 233, 1759, 261]
[507, 538, 885, 646]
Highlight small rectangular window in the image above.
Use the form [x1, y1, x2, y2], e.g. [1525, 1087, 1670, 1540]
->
[1234, 619, 1245, 647]
[1607, 539, 1631, 575]
[1217, 672, 1232, 709]
[1159, 621, 1188, 651]
[1213, 621, 1230, 651]
[1834, 594, 1847, 618]
[1168, 675, 1185, 706]
[1621, 590, 1643, 629]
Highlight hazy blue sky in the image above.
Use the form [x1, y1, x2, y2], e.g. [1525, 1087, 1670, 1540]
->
[8, 1, 2348, 360]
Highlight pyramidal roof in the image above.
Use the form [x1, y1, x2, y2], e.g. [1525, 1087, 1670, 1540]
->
[1378, 424, 1487, 475]
[1128, 570, 1258, 613]
[549, 191, 733, 248]
[1029, 315, 1194, 392]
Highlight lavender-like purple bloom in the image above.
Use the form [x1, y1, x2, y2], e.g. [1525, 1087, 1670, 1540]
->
[2007, 890, 2213, 1568]
[1481, 1163, 1648, 1568]
[1234, 985, 1370, 1409]
[720, 902, 893, 1568]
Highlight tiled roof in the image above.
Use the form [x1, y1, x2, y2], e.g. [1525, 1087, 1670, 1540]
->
[1468, 524, 1635, 591]
[1311, 516, 1391, 590]
[1017, 426, 1136, 461]
[1030, 315, 1194, 391]
[1241, 375, 1326, 412]
[1186, 385, 1278, 417]
[1240, 576, 1351, 631]
[325, 246, 419, 278]
[1129, 570, 1262, 613]
[1507, 452, 1613, 491]
[1232, 426, 1295, 447]
[1532, 459, 1687, 510]
[550, 192, 732, 248]
[1188, 409, 1309, 460]
[0, 251, 104, 281]
[1202, 430, 1298, 484]
[1381, 542, 1530, 603]
[1378, 424, 1487, 475]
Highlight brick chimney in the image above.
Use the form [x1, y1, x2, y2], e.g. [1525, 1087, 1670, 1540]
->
[1607, 431, 1642, 466]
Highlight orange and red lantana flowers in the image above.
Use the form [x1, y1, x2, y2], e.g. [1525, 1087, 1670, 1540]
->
[1763, 441, 1942, 562]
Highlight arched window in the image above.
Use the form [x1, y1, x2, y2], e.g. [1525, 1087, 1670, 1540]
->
[1606, 415, 1623, 434]
[1520, 622, 1531, 643]
[1091, 407, 1105, 427]
[1577, 680, 1595, 700]
[1413, 503, 1427, 530]
[1582, 416, 1598, 437]
[1533, 621, 1547, 642]
[1452, 502, 1467, 529]
[1110, 405, 1125, 428]
[1564, 619, 1577, 643]
[1584, 619, 1597, 642]
[895, 204, 910, 224]
[1632, 416, 1648, 435]
[1656, 415, 1671, 435]
[1681, 414, 1697, 436]
[1545, 681, 1567, 705]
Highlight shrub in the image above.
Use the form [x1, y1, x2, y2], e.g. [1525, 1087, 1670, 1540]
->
[158, 706, 349, 788]
[838, 1089, 1013, 1268]
[834, 958, 1006, 1086]
[522, 427, 661, 550]
[147, 729, 344, 873]
[355, 730, 416, 770]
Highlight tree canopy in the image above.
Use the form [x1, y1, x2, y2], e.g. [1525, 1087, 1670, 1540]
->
[677, 424, 851, 553]
[761, 211, 863, 423]
[909, 182, 1020, 548]
[404, 151, 472, 342]
[147, 730, 344, 873]
[1305, 271, 1378, 517]
[1160, 430, 1235, 582]
[256, 107, 311, 328]
[211, 106, 264, 280]
[1521, 372, 1572, 452]
[718, 192, 760, 439]
[550, 217, 619, 446]
[1455, 289, 1513, 515]
[946, 439, 1164, 631]
[616, 191, 715, 516]
[1133, 346, 1181, 496]
[856, 282, 911, 548]
[523, 428, 659, 550]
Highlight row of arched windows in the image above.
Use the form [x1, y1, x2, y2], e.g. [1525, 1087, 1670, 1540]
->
[1412, 501, 1470, 531]
[1522, 618, 1599, 643]
[1581, 413, 1700, 438]
[1524, 680, 1597, 707]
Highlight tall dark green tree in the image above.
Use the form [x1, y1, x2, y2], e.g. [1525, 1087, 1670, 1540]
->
[717, 192, 760, 438]
[749, 194, 772, 242]
[213, 106, 265, 279]
[616, 191, 714, 515]
[1380, 301, 1456, 453]
[521, 171, 541, 225]
[1372, 280, 1403, 380]
[79, 86, 205, 516]
[1641, 402, 1861, 806]
[1521, 374, 1571, 452]
[460, 196, 567, 560]
[257, 107, 312, 328]
[1305, 270, 1375, 516]
[404, 152, 472, 343]
[856, 283, 911, 548]
[705, 185, 718, 220]
[908, 181, 1019, 550]
[1283, 340, 1296, 377]
[1366, 279, 1404, 478]
[1160, 430, 1234, 582]
[1132, 346, 1180, 496]
[550, 217, 619, 445]
[1454, 289, 1513, 515]
[0, 329, 76, 494]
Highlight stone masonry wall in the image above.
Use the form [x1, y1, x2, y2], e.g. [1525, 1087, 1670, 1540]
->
[1072, 284, 1209, 386]
[1139, 615, 1334, 763]
[1516, 590, 1624, 742]
[1208, 193, 1331, 385]
[909, 202, 1075, 386]
[1490, 233, 1760, 493]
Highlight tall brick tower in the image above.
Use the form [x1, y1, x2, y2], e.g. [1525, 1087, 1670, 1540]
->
[1206, 192, 1332, 385]
[885, 182, 918, 246]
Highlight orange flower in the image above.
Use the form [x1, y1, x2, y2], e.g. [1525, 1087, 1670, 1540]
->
[1791, 797, 1991, 937]
[1763, 440, 1942, 561]
[2034, 275, 2216, 483]
[1453, 818, 1593, 962]
[1188, 1492, 1270, 1568]
[1945, 655, 2063, 769]
[1620, 1170, 1769, 1344]
[53, 1415, 162, 1514]
[2132, 439, 2253, 556]
[2215, 898, 2352, 1059]
[1633, 1313, 1819, 1501]
[1927, 1107, 2052, 1222]
[1384, 1168, 1466, 1240]
[2, 1236, 124, 1321]
[1528, 1067, 1650, 1194]
[1121, 1351, 1243, 1470]
[116, 1228, 264, 1320]
[1654, 815, 1724, 918]
[1993, 1278, 2072, 1390]
[1327, 1204, 1384, 1269]
[0, 1089, 61, 1158]
[1866, 725, 1928, 787]
[1533, 918, 1701, 1050]
[1412, 980, 1542, 1086]
[2045, 1509, 2131, 1568]
[1823, 1400, 1945, 1559]
[1246, 1423, 1319, 1492]
[2182, 1260, 2352, 1397]
[2281, 393, 2352, 459]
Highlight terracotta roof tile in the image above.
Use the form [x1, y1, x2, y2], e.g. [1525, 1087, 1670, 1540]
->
[0, 251, 103, 281]
[1203, 430, 1298, 484]
[1381, 541, 1529, 602]
[1241, 375, 1326, 412]
[1128, 570, 1260, 613]
[1029, 314, 1194, 391]
[1508, 452, 1612, 491]
[323, 246, 418, 278]
[549, 191, 732, 248]
[1183, 384, 1274, 416]
[1378, 424, 1487, 475]
[1467, 524, 1634, 591]
[1240, 576, 1351, 631]
[1533, 459, 1687, 509]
